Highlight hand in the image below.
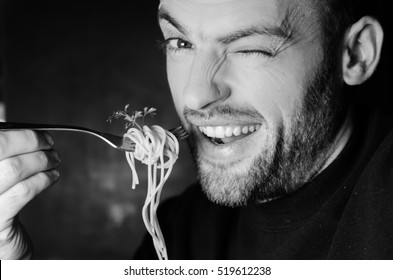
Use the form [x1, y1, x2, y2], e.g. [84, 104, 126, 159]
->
[0, 130, 60, 259]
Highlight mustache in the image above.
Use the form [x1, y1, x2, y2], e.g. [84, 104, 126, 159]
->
[183, 105, 264, 123]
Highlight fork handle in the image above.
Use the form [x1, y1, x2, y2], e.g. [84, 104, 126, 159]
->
[0, 121, 97, 134]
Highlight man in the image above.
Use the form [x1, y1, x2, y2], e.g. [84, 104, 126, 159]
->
[0, 0, 389, 259]
[135, 0, 390, 259]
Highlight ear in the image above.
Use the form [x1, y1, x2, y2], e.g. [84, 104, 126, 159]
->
[342, 16, 384, 86]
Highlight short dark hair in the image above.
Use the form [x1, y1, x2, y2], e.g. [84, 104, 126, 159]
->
[316, 0, 390, 110]
[318, 0, 367, 43]
[317, 0, 383, 52]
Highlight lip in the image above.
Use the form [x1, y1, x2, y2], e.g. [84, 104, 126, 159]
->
[198, 123, 261, 139]
[189, 116, 262, 127]
[191, 122, 262, 163]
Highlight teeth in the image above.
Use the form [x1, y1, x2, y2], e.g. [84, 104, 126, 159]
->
[206, 126, 215, 137]
[225, 127, 233, 137]
[215, 126, 225, 138]
[233, 127, 241, 136]
[198, 124, 260, 139]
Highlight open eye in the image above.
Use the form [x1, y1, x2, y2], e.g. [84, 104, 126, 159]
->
[165, 37, 193, 52]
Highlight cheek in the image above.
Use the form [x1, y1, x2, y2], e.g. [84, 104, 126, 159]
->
[166, 58, 189, 121]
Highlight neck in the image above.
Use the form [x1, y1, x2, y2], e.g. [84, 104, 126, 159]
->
[318, 108, 354, 175]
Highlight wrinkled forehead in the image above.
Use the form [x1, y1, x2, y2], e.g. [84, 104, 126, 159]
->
[159, 0, 315, 10]
[158, 0, 320, 36]
[159, 0, 279, 22]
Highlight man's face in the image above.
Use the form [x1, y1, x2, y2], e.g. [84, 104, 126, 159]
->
[159, 0, 343, 206]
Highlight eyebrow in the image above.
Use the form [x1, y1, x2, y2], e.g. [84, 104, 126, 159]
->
[158, 7, 188, 35]
[217, 25, 292, 45]
[158, 6, 293, 45]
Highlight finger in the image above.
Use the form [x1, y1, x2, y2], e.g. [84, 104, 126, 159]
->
[0, 130, 54, 160]
[0, 150, 61, 195]
[0, 169, 60, 229]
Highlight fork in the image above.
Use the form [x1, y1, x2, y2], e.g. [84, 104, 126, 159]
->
[0, 122, 188, 152]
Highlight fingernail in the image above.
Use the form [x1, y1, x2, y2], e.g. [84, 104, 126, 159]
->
[52, 150, 61, 163]
[51, 169, 60, 178]
[44, 132, 54, 146]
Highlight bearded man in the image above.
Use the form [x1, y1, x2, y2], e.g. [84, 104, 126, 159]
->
[135, 0, 391, 259]
[0, 0, 390, 260]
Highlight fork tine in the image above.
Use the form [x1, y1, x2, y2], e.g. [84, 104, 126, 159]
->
[169, 125, 189, 140]
[118, 136, 136, 152]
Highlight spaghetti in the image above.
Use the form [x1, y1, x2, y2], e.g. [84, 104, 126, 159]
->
[124, 125, 179, 260]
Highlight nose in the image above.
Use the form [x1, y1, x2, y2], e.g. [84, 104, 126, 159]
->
[183, 51, 230, 110]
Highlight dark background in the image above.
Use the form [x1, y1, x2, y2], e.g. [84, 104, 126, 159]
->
[3, 0, 196, 259]
[1, 0, 392, 259]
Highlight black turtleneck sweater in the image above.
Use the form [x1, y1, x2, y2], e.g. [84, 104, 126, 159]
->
[135, 108, 393, 259]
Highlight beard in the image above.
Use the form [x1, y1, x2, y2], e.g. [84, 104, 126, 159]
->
[184, 57, 347, 207]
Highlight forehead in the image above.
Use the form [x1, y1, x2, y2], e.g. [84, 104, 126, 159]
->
[158, 0, 318, 36]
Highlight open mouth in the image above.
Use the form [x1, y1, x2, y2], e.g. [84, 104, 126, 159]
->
[198, 124, 261, 145]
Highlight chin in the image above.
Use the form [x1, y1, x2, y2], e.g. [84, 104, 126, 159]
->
[196, 152, 268, 207]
